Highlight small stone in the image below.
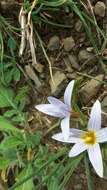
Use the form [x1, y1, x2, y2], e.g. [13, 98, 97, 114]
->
[68, 12, 74, 19]
[102, 49, 107, 60]
[79, 33, 86, 43]
[64, 57, 74, 73]
[86, 47, 94, 52]
[0, 0, 15, 10]
[40, 73, 45, 79]
[47, 36, 60, 51]
[78, 49, 94, 62]
[78, 49, 97, 65]
[25, 65, 41, 88]
[75, 20, 83, 32]
[68, 54, 79, 70]
[64, 12, 74, 25]
[33, 63, 44, 73]
[101, 96, 107, 127]
[74, 184, 82, 190]
[94, 1, 106, 17]
[79, 75, 104, 104]
[49, 71, 66, 94]
[63, 36, 75, 52]
[80, 174, 85, 179]
[66, 72, 77, 79]
[102, 96, 107, 108]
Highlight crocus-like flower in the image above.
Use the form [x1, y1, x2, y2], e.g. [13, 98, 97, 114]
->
[52, 100, 107, 177]
[35, 80, 75, 140]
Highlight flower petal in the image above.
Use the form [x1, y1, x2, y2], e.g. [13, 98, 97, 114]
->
[48, 96, 70, 116]
[88, 100, 101, 131]
[52, 133, 82, 143]
[88, 143, 103, 177]
[64, 80, 75, 107]
[96, 128, 107, 143]
[61, 116, 70, 141]
[48, 96, 66, 107]
[69, 142, 87, 157]
[70, 128, 85, 138]
[35, 104, 64, 118]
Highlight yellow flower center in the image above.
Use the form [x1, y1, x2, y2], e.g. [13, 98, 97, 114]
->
[81, 131, 96, 145]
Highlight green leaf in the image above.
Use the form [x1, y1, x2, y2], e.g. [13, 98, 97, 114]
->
[13, 68, 20, 82]
[15, 86, 29, 103]
[48, 177, 61, 190]
[12, 116, 24, 122]
[0, 157, 9, 169]
[0, 116, 20, 133]
[4, 70, 13, 84]
[84, 155, 93, 190]
[8, 37, 17, 51]
[25, 131, 41, 148]
[4, 67, 20, 84]
[0, 136, 23, 149]
[14, 164, 35, 190]
[59, 155, 83, 189]
[0, 86, 14, 108]
[33, 131, 41, 146]
[2, 149, 18, 164]
[4, 110, 17, 118]
[9, 148, 67, 190]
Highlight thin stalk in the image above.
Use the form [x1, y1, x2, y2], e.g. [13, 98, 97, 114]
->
[59, 155, 83, 190]
[45, 120, 60, 136]
[40, 17, 73, 28]
[35, 29, 55, 85]
[84, 155, 93, 190]
[76, 71, 107, 85]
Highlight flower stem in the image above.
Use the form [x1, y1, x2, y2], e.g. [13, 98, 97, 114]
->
[84, 154, 94, 190]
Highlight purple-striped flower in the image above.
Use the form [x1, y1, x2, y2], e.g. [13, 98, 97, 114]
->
[35, 80, 75, 140]
[52, 100, 107, 177]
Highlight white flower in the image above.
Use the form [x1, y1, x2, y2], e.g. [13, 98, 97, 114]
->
[35, 80, 75, 140]
[52, 100, 107, 177]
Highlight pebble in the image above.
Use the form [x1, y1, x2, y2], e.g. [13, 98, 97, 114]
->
[0, 0, 16, 10]
[86, 47, 94, 52]
[33, 63, 44, 73]
[64, 57, 74, 73]
[79, 75, 104, 104]
[78, 49, 94, 62]
[64, 12, 74, 25]
[101, 96, 107, 127]
[68, 54, 80, 70]
[78, 49, 97, 65]
[75, 20, 83, 32]
[49, 71, 66, 94]
[94, 1, 106, 17]
[102, 49, 107, 60]
[102, 96, 107, 108]
[47, 36, 60, 51]
[74, 184, 82, 190]
[66, 72, 77, 79]
[63, 36, 75, 52]
[79, 33, 86, 43]
[25, 65, 41, 88]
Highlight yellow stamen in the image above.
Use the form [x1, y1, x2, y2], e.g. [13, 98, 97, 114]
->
[81, 131, 96, 145]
